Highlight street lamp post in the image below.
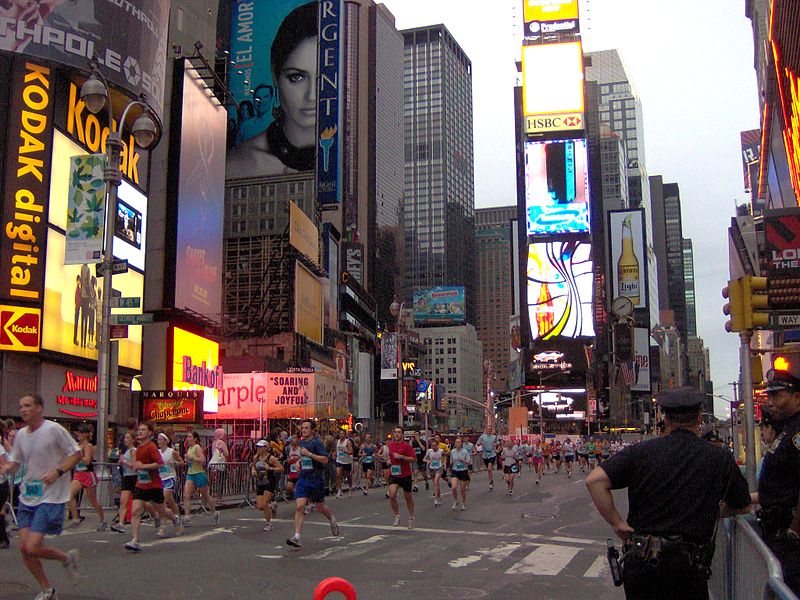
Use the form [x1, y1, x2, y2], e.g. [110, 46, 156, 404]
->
[80, 63, 160, 461]
[389, 301, 405, 428]
[484, 359, 493, 430]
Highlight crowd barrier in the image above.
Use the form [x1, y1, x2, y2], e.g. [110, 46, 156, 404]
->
[710, 514, 799, 600]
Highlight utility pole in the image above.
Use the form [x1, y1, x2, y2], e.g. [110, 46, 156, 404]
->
[730, 380, 739, 460]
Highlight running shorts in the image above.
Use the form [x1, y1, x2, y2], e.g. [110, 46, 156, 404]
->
[482, 456, 496, 467]
[133, 487, 165, 504]
[362, 461, 375, 473]
[73, 471, 97, 488]
[552, 453, 561, 460]
[503, 465, 519, 475]
[17, 502, 66, 536]
[388, 475, 413, 493]
[450, 470, 470, 482]
[256, 483, 277, 496]
[336, 462, 352, 473]
[121, 474, 137, 492]
[294, 478, 325, 503]
[532, 457, 543, 465]
[565, 455, 574, 463]
[187, 471, 209, 489]
[162, 477, 176, 490]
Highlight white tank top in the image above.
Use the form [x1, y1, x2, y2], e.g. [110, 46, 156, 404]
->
[159, 448, 177, 480]
[336, 439, 353, 464]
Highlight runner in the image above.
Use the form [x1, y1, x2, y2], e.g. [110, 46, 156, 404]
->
[110, 431, 137, 533]
[594, 439, 604, 465]
[601, 439, 611, 463]
[448, 437, 471, 510]
[334, 429, 354, 497]
[182, 431, 220, 526]
[552, 440, 562, 473]
[359, 433, 377, 495]
[251, 440, 283, 531]
[577, 437, 589, 472]
[542, 440, 553, 473]
[515, 442, 526, 478]
[476, 426, 498, 490]
[587, 438, 597, 469]
[532, 440, 544, 485]
[500, 439, 519, 495]
[286, 420, 339, 548]
[284, 435, 302, 498]
[125, 421, 183, 551]
[386, 426, 416, 529]
[0, 393, 82, 599]
[410, 430, 428, 492]
[67, 424, 107, 531]
[156, 432, 183, 520]
[424, 439, 446, 507]
[562, 437, 575, 478]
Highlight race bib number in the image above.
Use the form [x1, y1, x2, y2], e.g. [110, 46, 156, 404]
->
[23, 479, 43, 498]
[363, 456, 373, 464]
[290, 463, 299, 474]
[337, 451, 348, 462]
[137, 470, 151, 484]
[75, 462, 87, 472]
[390, 464, 402, 476]
[453, 462, 467, 471]
[414, 447, 422, 455]
[511, 465, 519, 473]
[430, 460, 441, 470]
[300, 457, 313, 471]
[159, 465, 169, 474]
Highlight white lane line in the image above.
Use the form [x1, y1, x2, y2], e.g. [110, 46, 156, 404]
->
[300, 534, 389, 560]
[505, 544, 581, 576]
[449, 542, 521, 568]
[449, 555, 483, 568]
[351, 535, 389, 545]
[583, 554, 608, 578]
[258, 555, 283, 559]
[139, 528, 233, 548]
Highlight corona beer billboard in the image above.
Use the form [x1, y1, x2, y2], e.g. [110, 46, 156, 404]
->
[608, 209, 647, 309]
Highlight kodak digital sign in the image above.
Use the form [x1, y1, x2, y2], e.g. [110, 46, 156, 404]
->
[0, 304, 41, 352]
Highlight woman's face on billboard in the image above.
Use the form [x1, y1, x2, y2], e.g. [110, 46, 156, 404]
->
[276, 36, 318, 148]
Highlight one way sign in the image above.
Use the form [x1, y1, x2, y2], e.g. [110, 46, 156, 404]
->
[776, 314, 800, 327]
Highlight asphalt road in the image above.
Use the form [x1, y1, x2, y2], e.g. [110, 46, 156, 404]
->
[1, 466, 628, 600]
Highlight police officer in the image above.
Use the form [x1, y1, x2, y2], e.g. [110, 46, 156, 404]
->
[585, 388, 751, 599]
[756, 363, 800, 595]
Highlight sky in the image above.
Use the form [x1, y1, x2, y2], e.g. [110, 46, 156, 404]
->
[380, 0, 760, 418]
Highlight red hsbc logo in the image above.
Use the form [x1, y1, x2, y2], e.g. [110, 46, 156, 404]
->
[0, 304, 41, 351]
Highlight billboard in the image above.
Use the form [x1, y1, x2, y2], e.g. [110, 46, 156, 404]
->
[608, 209, 647, 309]
[528, 241, 594, 340]
[227, 0, 343, 189]
[172, 61, 226, 323]
[64, 155, 105, 265]
[171, 327, 221, 414]
[294, 261, 323, 344]
[141, 390, 203, 423]
[631, 327, 651, 392]
[0, 304, 41, 352]
[522, 0, 579, 43]
[0, 0, 170, 118]
[380, 332, 397, 379]
[521, 42, 584, 135]
[412, 286, 466, 326]
[524, 138, 590, 235]
[1, 60, 55, 305]
[289, 200, 319, 265]
[740, 129, 761, 194]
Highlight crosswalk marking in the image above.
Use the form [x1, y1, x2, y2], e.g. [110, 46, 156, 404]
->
[449, 542, 522, 568]
[505, 544, 581, 575]
[583, 554, 609, 578]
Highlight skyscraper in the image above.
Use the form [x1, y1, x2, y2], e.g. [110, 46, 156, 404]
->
[476, 206, 517, 393]
[402, 25, 477, 324]
[683, 238, 697, 339]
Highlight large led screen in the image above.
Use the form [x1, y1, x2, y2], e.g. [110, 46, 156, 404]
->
[524, 139, 590, 235]
[171, 327, 221, 414]
[413, 286, 466, 327]
[521, 42, 584, 135]
[528, 241, 594, 340]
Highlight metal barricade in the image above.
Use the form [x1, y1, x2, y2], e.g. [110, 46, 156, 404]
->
[208, 462, 254, 508]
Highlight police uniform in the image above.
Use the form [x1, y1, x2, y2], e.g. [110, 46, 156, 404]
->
[757, 367, 800, 595]
[599, 388, 750, 600]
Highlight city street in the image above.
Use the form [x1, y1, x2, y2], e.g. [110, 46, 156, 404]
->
[1, 468, 626, 599]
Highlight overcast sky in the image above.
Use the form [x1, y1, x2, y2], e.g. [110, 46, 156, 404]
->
[380, 0, 759, 417]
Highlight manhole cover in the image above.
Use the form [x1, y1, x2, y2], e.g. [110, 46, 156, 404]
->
[0, 582, 32, 594]
[391, 583, 489, 598]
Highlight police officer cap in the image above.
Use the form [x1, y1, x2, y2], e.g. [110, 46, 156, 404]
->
[765, 363, 800, 393]
[655, 387, 705, 411]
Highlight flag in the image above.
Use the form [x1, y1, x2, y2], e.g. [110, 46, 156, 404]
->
[621, 360, 636, 386]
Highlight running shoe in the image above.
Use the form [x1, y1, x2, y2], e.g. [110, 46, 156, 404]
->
[413, 485, 419, 493]
[460, 504, 466, 511]
[336, 489, 343, 498]
[156, 526, 168, 538]
[434, 499, 441, 507]
[536, 479, 540, 485]
[69, 516, 85, 529]
[287, 536, 302, 548]
[213, 511, 220, 525]
[330, 518, 340, 537]
[182, 516, 193, 526]
[568, 473, 572, 478]
[363, 489, 368, 496]
[173, 519, 184, 537]
[392, 514, 401, 527]
[408, 517, 415, 530]
[34, 589, 58, 600]
[303, 505, 313, 515]
[489, 481, 494, 490]
[263, 523, 272, 532]
[124, 541, 142, 552]
[451, 502, 458, 510]
[63, 549, 79, 584]
[110, 523, 126, 533]
[96, 521, 108, 532]
[508, 490, 513, 495]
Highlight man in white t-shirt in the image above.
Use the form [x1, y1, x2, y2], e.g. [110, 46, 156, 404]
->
[0, 393, 83, 600]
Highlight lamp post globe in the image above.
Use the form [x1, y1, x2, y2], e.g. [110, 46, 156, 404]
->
[389, 300, 400, 318]
[80, 74, 108, 114]
[131, 114, 157, 149]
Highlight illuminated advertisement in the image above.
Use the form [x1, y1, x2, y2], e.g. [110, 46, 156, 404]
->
[0, 304, 41, 352]
[528, 241, 594, 340]
[142, 390, 203, 423]
[380, 332, 397, 380]
[1, 60, 54, 305]
[171, 327, 221, 414]
[289, 201, 319, 265]
[64, 155, 105, 265]
[412, 286, 466, 327]
[521, 42, 584, 135]
[631, 327, 651, 392]
[608, 209, 647, 309]
[316, 0, 343, 206]
[40, 364, 98, 419]
[534, 388, 586, 420]
[41, 230, 144, 369]
[294, 261, 323, 345]
[215, 371, 348, 420]
[171, 60, 226, 323]
[227, 0, 321, 179]
[524, 138, 590, 235]
[522, 0, 579, 42]
[0, 0, 170, 118]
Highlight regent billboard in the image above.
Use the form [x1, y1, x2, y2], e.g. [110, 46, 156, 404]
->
[608, 209, 647, 309]
[289, 200, 319, 265]
[294, 260, 323, 344]
[412, 286, 466, 327]
[170, 326, 222, 414]
[528, 240, 594, 340]
[0, 0, 170, 118]
[524, 138, 590, 235]
[169, 60, 226, 323]
[521, 42, 584, 135]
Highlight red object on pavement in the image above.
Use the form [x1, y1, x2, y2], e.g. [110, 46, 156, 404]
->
[313, 578, 357, 600]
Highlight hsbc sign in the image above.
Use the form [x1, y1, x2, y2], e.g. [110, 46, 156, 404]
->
[525, 112, 584, 134]
[0, 304, 41, 352]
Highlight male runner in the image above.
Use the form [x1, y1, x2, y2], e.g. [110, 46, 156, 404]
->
[287, 420, 339, 547]
[410, 430, 428, 492]
[0, 393, 82, 599]
[562, 437, 576, 478]
[334, 429, 354, 497]
[476, 426, 498, 490]
[387, 426, 416, 529]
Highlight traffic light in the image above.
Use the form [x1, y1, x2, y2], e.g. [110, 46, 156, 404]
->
[742, 275, 770, 329]
[774, 355, 790, 371]
[752, 355, 764, 385]
[722, 279, 744, 332]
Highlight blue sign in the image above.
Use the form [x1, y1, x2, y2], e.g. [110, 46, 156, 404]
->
[413, 286, 467, 327]
[316, 0, 343, 206]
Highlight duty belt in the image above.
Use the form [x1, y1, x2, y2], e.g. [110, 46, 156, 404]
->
[622, 533, 714, 578]
[756, 507, 794, 540]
